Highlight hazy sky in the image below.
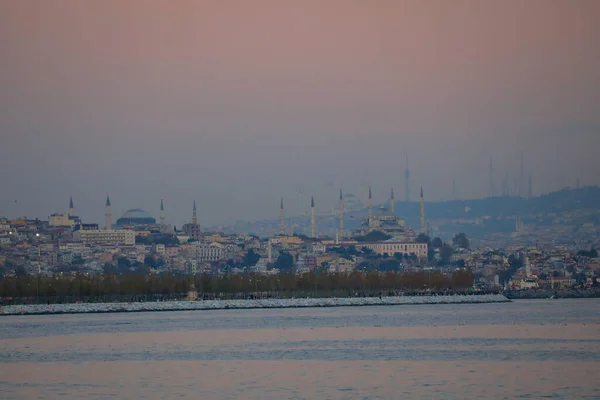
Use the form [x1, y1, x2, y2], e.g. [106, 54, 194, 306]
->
[1, 0, 599, 227]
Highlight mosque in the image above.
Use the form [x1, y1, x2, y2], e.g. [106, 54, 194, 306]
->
[116, 209, 156, 226]
[349, 186, 423, 242]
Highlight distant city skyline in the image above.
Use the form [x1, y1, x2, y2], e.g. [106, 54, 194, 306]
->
[1, 0, 599, 226]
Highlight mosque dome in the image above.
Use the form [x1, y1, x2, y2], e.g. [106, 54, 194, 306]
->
[116, 209, 156, 226]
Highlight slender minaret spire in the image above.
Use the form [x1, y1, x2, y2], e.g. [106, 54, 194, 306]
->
[489, 157, 495, 197]
[390, 188, 395, 216]
[404, 153, 410, 202]
[528, 175, 533, 199]
[190, 200, 200, 239]
[339, 189, 344, 238]
[105, 195, 112, 230]
[69, 196, 74, 216]
[160, 199, 165, 226]
[419, 187, 425, 234]
[368, 186, 373, 228]
[279, 198, 285, 235]
[192, 200, 197, 225]
[310, 196, 316, 238]
[267, 238, 272, 263]
[520, 151, 525, 197]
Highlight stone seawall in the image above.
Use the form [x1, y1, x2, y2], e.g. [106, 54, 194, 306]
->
[1, 294, 510, 316]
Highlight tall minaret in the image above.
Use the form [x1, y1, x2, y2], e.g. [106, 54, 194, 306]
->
[390, 188, 395, 216]
[160, 199, 165, 226]
[105, 195, 112, 230]
[279, 198, 285, 235]
[404, 153, 410, 202]
[310, 196, 316, 238]
[267, 238, 272, 263]
[489, 157, 495, 197]
[191, 200, 200, 239]
[419, 187, 425, 234]
[368, 186, 373, 228]
[192, 200, 197, 225]
[520, 151, 525, 197]
[69, 196, 74, 216]
[339, 189, 344, 238]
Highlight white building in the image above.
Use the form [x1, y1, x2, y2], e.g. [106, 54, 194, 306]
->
[195, 242, 224, 262]
[359, 241, 428, 258]
[73, 229, 135, 246]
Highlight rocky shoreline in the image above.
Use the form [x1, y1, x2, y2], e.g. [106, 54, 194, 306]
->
[504, 288, 600, 300]
[0, 294, 510, 316]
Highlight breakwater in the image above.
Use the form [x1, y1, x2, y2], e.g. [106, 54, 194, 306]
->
[504, 288, 600, 299]
[0, 294, 509, 316]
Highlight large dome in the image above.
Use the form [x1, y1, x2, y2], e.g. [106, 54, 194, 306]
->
[116, 209, 156, 226]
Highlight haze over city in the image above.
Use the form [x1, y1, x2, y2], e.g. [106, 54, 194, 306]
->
[1, 0, 599, 227]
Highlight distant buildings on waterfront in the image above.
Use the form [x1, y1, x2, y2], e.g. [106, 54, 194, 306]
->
[1, 187, 599, 293]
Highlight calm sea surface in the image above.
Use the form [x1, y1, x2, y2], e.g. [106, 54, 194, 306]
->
[1, 299, 599, 399]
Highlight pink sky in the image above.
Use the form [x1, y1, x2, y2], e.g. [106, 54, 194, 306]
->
[1, 0, 599, 224]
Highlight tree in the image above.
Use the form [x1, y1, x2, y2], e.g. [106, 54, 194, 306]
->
[72, 256, 85, 265]
[450, 269, 474, 289]
[431, 237, 443, 249]
[415, 234, 431, 244]
[453, 233, 470, 249]
[378, 259, 400, 272]
[439, 243, 454, 265]
[274, 252, 294, 272]
[242, 249, 260, 267]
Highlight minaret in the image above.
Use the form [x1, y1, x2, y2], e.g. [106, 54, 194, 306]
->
[390, 188, 395, 216]
[160, 199, 165, 226]
[419, 187, 425, 234]
[520, 151, 524, 197]
[279, 198, 285, 235]
[69, 196, 74, 216]
[192, 200, 197, 225]
[528, 175, 533, 199]
[489, 157, 495, 197]
[105, 195, 112, 230]
[339, 189, 344, 238]
[267, 239, 272, 263]
[310, 196, 316, 238]
[404, 153, 410, 202]
[368, 186, 373, 228]
[191, 200, 200, 239]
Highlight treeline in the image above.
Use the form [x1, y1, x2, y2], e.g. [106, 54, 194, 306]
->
[0, 270, 475, 304]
